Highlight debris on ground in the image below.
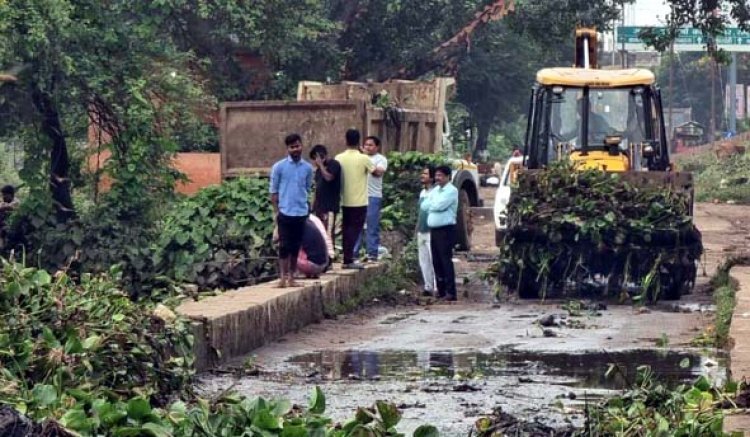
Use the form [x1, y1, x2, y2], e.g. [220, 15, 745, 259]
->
[0, 406, 73, 437]
[473, 407, 575, 436]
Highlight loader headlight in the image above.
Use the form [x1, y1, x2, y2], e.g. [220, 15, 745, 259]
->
[643, 144, 655, 158]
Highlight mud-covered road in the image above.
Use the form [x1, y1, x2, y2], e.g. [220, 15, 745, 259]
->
[196, 202, 750, 435]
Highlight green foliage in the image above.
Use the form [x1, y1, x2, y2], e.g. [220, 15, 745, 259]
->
[677, 151, 750, 204]
[656, 53, 725, 134]
[7, 378, 437, 436]
[6, 190, 161, 295]
[0, 260, 194, 421]
[486, 118, 526, 161]
[713, 281, 736, 348]
[640, 0, 750, 55]
[582, 367, 730, 436]
[455, 0, 624, 150]
[334, 0, 482, 81]
[455, 21, 541, 150]
[0, 141, 22, 187]
[325, 260, 413, 316]
[701, 255, 744, 348]
[496, 161, 702, 301]
[52, 390, 438, 437]
[0, 258, 436, 435]
[381, 152, 448, 237]
[153, 177, 276, 290]
[335, 400, 438, 436]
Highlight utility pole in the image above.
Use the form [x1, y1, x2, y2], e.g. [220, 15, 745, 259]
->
[667, 4, 675, 148]
[729, 52, 738, 134]
[710, 56, 716, 140]
[620, 1, 626, 68]
[668, 42, 674, 147]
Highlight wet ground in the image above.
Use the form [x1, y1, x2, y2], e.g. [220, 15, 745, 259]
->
[196, 200, 746, 435]
[196, 296, 723, 434]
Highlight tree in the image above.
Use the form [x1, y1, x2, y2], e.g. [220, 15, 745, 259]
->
[0, 0, 336, 218]
[663, 0, 750, 35]
[330, 0, 491, 81]
[454, 0, 626, 154]
[656, 52, 726, 133]
[454, 24, 540, 154]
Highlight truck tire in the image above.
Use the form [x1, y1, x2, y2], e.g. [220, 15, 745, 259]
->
[455, 188, 472, 251]
[518, 268, 541, 299]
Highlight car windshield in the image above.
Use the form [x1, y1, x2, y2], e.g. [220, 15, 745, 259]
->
[549, 87, 648, 150]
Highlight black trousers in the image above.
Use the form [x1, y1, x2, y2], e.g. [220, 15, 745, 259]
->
[342, 206, 367, 264]
[430, 225, 457, 298]
[277, 213, 307, 259]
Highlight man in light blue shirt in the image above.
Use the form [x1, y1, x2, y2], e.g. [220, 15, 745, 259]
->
[270, 133, 313, 288]
[420, 165, 458, 301]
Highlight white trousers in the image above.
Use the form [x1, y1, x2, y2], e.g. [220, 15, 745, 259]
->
[417, 232, 436, 292]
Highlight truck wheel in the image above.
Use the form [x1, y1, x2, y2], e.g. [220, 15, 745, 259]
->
[455, 188, 472, 251]
[495, 229, 505, 247]
[518, 268, 541, 299]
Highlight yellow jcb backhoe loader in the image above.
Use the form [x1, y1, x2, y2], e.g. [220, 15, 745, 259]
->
[506, 27, 700, 300]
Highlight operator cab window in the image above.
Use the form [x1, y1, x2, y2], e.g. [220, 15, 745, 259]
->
[548, 86, 649, 158]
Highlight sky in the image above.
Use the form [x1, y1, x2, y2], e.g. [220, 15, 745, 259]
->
[626, 0, 672, 26]
[601, 1, 672, 50]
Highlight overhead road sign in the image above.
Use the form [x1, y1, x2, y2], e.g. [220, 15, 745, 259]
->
[617, 26, 750, 52]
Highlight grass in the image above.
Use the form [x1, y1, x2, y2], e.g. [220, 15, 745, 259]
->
[675, 148, 750, 204]
[711, 267, 739, 348]
[692, 260, 740, 348]
[323, 240, 421, 316]
[323, 268, 411, 317]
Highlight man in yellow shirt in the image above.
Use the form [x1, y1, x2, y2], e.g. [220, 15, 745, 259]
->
[335, 129, 375, 269]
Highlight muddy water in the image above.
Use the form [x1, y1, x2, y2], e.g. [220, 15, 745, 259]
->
[287, 348, 716, 390]
[197, 282, 725, 435]
[198, 346, 723, 435]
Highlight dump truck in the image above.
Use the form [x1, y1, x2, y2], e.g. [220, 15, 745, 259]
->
[219, 78, 480, 250]
[501, 27, 700, 300]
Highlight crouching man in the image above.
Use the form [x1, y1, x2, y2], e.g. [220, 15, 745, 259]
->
[297, 214, 333, 279]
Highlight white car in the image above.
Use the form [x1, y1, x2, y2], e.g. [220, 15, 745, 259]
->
[494, 156, 524, 246]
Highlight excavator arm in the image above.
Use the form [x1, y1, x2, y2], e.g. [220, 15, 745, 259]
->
[374, 0, 515, 80]
[574, 26, 598, 69]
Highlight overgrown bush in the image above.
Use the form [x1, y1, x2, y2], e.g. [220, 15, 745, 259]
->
[5, 192, 163, 296]
[153, 177, 276, 290]
[0, 260, 194, 421]
[0, 258, 438, 436]
[496, 162, 702, 301]
[2, 386, 439, 436]
[677, 152, 750, 204]
[582, 367, 729, 436]
[381, 152, 448, 238]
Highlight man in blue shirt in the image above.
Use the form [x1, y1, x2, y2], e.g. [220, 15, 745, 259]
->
[270, 133, 313, 288]
[420, 165, 458, 301]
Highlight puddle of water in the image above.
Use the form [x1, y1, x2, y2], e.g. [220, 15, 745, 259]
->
[287, 348, 724, 390]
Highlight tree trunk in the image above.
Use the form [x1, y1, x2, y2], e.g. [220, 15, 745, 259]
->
[474, 121, 491, 161]
[31, 87, 75, 222]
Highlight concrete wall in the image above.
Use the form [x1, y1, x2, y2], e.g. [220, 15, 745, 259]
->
[176, 264, 387, 371]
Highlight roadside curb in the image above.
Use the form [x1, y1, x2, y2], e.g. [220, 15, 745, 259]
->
[176, 263, 387, 372]
[723, 266, 750, 434]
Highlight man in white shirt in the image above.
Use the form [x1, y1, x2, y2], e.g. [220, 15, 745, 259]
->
[354, 136, 387, 261]
[417, 166, 436, 296]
